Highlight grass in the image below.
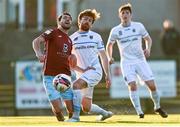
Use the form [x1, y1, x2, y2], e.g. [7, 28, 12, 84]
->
[0, 114, 180, 127]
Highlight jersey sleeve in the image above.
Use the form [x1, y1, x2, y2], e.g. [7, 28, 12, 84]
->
[41, 29, 53, 41]
[107, 28, 117, 44]
[139, 23, 149, 38]
[97, 34, 105, 51]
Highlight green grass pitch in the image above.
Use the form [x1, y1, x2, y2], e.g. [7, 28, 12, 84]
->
[0, 114, 180, 127]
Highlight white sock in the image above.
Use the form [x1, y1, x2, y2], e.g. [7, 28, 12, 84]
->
[150, 90, 160, 110]
[129, 90, 143, 115]
[72, 90, 82, 119]
[89, 104, 107, 116]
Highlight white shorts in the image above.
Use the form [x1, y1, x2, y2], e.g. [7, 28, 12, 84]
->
[79, 69, 102, 98]
[121, 61, 154, 84]
[79, 69, 102, 87]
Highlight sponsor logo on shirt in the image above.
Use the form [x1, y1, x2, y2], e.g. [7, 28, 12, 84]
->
[75, 45, 95, 50]
[119, 31, 122, 36]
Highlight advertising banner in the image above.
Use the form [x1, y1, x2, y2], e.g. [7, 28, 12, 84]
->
[15, 61, 50, 109]
[110, 60, 176, 98]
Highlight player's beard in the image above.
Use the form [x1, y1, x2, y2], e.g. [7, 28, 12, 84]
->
[61, 25, 71, 30]
[80, 23, 90, 31]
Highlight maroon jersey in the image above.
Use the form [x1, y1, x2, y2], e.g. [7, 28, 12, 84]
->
[41, 28, 72, 76]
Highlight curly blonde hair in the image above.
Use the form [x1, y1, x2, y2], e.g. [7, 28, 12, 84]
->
[78, 9, 100, 24]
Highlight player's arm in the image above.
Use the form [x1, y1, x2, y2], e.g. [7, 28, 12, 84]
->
[69, 53, 95, 73]
[32, 36, 45, 62]
[143, 35, 152, 58]
[106, 42, 115, 64]
[73, 66, 95, 73]
[99, 50, 111, 88]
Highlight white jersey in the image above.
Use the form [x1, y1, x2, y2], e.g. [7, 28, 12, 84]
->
[107, 21, 149, 63]
[70, 30, 104, 77]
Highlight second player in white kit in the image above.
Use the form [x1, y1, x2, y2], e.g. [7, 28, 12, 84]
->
[71, 30, 104, 87]
[67, 9, 113, 122]
[106, 3, 168, 118]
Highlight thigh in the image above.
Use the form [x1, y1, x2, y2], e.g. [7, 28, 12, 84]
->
[73, 78, 88, 89]
[121, 63, 137, 84]
[43, 76, 61, 101]
[136, 61, 154, 81]
[80, 69, 102, 87]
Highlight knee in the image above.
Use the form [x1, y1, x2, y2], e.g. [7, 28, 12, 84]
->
[72, 80, 83, 90]
[72, 79, 87, 90]
[146, 80, 156, 91]
[128, 82, 137, 91]
[82, 105, 90, 113]
[73, 82, 80, 90]
[149, 85, 156, 91]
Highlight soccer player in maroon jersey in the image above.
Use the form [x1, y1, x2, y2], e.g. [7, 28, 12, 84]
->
[32, 12, 74, 121]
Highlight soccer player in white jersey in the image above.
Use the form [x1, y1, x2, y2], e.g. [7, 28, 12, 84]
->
[67, 9, 113, 122]
[106, 3, 168, 118]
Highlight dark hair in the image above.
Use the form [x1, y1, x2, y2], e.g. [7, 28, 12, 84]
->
[57, 12, 72, 21]
[119, 3, 132, 14]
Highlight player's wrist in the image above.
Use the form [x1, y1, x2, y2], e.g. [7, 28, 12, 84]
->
[35, 51, 42, 57]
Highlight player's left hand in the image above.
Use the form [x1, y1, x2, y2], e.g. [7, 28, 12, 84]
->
[83, 66, 96, 72]
[105, 76, 111, 88]
[144, 49, 150, 58]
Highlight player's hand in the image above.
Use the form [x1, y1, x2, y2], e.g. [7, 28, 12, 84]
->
[36, 53, 45, 63]
[144, 49, 150, 58]
[83, 66, 96, 72]
[109, 58, 115, 65]
[105, 75, 111, 88]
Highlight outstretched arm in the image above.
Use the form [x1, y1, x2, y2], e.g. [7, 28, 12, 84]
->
[32, 36, 45, 62]
[73, 66, 95, 73]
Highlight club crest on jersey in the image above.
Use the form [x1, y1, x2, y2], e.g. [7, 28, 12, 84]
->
[132, 29, 136, 32]
[63, 44, 68, 53]
[89, 35, 93, 39]
[119, 31, 122, 36]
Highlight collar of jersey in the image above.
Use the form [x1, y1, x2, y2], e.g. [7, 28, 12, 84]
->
[77, 31, 89, 34]
[120, 22, 131, 28]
